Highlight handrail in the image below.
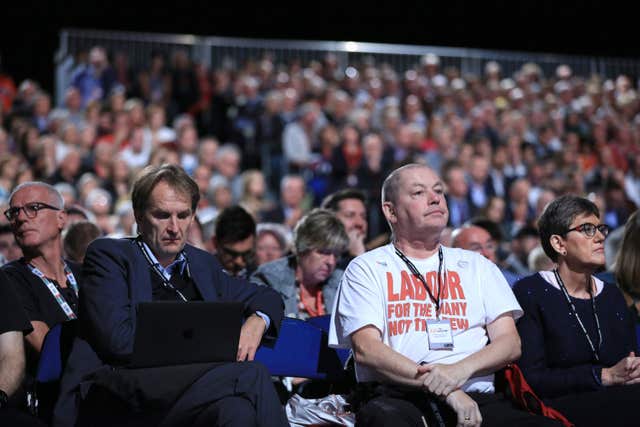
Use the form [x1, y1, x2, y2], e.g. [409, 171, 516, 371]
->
[55, 28, 640, 106]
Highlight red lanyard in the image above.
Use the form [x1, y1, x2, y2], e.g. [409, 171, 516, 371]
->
[299, 284, 325, 317]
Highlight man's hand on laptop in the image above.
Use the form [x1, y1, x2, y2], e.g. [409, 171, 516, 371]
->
[237, 313, 267, 361]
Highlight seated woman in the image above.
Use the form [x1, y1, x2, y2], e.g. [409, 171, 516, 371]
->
[250, 208, 348, 320]
[513, 195, 640, 427]
[250, 208, 348, 398]
[614, 210, 640, 324]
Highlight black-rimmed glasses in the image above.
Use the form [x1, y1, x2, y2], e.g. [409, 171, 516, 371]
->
[4, 202, 61, 222]
[564, 223, 610, 238]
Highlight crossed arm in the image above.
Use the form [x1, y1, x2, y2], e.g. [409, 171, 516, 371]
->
[351, 313, 520, 393]
[350, 313, 521, 427]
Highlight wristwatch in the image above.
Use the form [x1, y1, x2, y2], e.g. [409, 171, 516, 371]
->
[0, 388, 8, 409]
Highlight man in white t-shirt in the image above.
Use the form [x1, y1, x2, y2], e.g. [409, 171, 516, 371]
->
[329, 164, 561, 427]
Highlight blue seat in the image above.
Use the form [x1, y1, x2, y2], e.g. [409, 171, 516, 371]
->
[305, 314, 352, 367]
[255, 317, 325, 379]
[33, 320, 76, 423]
[36, 323, 64, 383]
[255, 316, 351, 381]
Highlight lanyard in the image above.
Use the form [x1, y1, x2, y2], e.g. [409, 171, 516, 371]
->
[27, 261, 79, 320]
[299, 284, 325, 317]
[136, 237, 190, 302]
[394, 245, 444, 318]
[553, 269, 602, 362]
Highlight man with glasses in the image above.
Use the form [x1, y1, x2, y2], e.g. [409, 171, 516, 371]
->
[1, 182, 81, 358]
[212, 205, 257, 278]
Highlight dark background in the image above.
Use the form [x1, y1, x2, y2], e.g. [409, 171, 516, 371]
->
[2, 1, 637, 95]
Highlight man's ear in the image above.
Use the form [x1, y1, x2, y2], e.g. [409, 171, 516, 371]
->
[57, 209, 67, 231]
[381, 201, 396, 225]
[133, 212, 143, 234]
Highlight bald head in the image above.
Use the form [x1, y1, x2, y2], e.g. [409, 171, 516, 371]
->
[382, 163, 437, 205]
[451, 225, 497, 262]
[381, 164, 449, 238]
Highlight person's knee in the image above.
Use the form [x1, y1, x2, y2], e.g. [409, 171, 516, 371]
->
[241, 360, 271, 381]
[203, 396, 256, 427]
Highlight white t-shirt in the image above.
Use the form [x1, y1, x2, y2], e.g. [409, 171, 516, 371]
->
[329, 244, 523, 392]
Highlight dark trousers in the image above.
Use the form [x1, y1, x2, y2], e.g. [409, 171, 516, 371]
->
[546, 383, 640, 427]
[0, 407, 48, 427]
[78, 361, 288, 427]
[353, 383, 563, 427]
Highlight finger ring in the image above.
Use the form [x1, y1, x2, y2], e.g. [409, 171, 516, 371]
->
[464, 416, 471, 420]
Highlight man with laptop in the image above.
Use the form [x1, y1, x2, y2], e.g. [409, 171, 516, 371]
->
[54, 164, 288, 427]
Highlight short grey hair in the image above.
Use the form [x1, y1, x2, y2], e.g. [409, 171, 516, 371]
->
[9, 181, 64, 209]
[293, 208, 348, 256]
[538, 194, 600, 262]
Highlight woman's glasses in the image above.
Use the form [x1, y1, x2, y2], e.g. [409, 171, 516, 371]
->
[564, 223, 610, 238]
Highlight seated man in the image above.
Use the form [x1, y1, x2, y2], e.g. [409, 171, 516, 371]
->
[329, 163, 561, 427]
[0, 269, 45, 426]
[321, 188, 369, 270]
[212, 205, 257, 279]
[1, 182, 82, 369]
[54, 164, 287, 427]
[451, 223, 519, 287]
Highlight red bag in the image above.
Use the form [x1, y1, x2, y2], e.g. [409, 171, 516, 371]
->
[501, 363, 574, 427]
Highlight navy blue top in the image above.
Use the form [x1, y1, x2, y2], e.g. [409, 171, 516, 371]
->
[512, 272, 638, 399]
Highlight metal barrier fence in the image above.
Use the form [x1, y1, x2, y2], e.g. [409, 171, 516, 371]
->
[56, 28, 640, 106]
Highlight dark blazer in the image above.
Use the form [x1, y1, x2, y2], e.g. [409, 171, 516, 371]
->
[53, 237, 284, 427]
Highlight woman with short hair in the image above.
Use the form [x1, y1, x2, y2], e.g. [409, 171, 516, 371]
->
[513, 195, 640, 427]
[250, 208, 348, 320]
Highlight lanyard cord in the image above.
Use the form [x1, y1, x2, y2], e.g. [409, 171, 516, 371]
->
[27, 261, 79, 320]
[299, 284, 325, 317]
[136, 237, 190, 302]
[553, 269, 602, 362]
[394, 245, 444, 318]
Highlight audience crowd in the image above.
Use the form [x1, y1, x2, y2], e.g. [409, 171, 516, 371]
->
[0, 42, 640, 426]
[0, 47, 638, 258]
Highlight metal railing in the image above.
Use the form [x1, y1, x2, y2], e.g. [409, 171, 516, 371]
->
[55, 28, 640, 106]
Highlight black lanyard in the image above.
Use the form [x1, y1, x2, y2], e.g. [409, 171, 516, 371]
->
[136, 237, 191, 302]
[553, 269, 602, 362]
[394, 245, 444, 317]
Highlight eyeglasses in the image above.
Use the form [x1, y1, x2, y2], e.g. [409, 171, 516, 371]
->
[4, 202, 61, 222]
[564, 223, 610, 238]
